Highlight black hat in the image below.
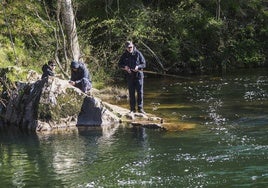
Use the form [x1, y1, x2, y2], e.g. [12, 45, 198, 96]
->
[71, 61, 79, 69]
[125, 41, 134, 48]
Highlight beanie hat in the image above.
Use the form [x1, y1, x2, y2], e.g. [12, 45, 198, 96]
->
[70, 61, 79, 69]
[125, 41, 134, 48]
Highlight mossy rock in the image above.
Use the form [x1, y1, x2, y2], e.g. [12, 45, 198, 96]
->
[1, 67, 165, 132]
[37, 77, 85, 130]
[38, 87, 84, 123]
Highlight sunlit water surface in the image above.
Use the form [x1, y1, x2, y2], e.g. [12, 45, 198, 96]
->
[0, 69, 268, 187]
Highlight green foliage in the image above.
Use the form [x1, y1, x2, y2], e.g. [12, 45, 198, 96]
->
[0, 0, 267, 83]
[0, 66, 28, 83]
[0, 0, 58, 72]
[76, 0, 267, 77]
[79, 7, 167, 81]
[0, 66, 29, 104]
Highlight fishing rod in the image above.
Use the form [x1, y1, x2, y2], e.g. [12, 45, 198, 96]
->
[138, 70, 192, 80]
[127, 68, 191, 79]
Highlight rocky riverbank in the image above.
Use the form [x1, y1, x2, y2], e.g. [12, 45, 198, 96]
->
[0, 67, 164, 133]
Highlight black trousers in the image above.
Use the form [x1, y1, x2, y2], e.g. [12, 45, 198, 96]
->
[127, 76, 144, 111]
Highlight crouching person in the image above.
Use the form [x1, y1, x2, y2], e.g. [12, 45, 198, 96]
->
[41, 60, 56, 79]
[69, 60, 92, 93]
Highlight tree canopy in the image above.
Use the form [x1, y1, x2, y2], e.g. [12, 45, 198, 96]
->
[0, 0, 267, 83]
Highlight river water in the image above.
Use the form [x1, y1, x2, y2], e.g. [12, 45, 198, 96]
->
[0, 69, 268, 187]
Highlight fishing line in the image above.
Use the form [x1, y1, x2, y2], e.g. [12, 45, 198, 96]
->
[130, 69, 191, 80]
[141, 70, 191, 80]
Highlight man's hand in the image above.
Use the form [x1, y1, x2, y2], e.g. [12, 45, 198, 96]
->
[123, 66, 131, 73]
[69, 80, 75, 86]
[134, 66, 139, 72]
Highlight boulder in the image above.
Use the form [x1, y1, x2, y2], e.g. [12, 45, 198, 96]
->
[0, 67, 164, 132]
[77, 96, 120, 126]
[4, 77, 85, 131]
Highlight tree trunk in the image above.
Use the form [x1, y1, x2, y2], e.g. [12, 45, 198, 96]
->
[59, 0, 80, 61]
[216, 0, 221, 20]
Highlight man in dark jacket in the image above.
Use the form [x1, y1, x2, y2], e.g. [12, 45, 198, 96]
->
[41, 60, 56, 79]
[69, 60, 92, 93]
[118, 41, 146, 114]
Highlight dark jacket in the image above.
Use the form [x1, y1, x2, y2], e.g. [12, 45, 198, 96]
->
[70, 62, 91, 84]
[118, 48, 146, 70]
[118, 48, 146, 78]
[41, 64, 54, 79]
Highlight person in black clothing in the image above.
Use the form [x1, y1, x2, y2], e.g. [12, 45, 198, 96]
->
[69, 60, 92, 93]
[118, 41, 146, 114]
[41, 60, 56, 79]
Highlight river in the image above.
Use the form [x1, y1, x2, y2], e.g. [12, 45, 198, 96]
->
[0, 69, 268, 187]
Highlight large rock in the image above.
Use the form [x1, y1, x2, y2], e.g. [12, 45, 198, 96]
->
[77, 96, 120, 126]
[4, 77, 85, 131]
[0, 67, 164, 132]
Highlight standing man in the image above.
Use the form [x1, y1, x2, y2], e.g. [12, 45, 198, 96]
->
[118, 41, 146, 114]
[69, 60, 92, 93]
[41, 60, 56, 79]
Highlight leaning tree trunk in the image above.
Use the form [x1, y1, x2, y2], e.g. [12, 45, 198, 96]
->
[59, 0, 80, 61]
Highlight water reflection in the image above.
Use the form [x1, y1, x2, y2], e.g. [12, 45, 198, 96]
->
[1, 69, 268, 187]
[0, 124, 123, 187]
[0, 131, 61, 187]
